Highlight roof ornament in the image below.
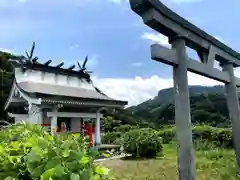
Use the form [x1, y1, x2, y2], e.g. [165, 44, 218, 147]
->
[25, 41, 38, 64]
[77, 56, 93, 74]
[67, 65, 75, 70]
[11, 41, 39, 72]
[43, 60, 52, 66]
[9, 43, 93, 82]
[55, 62, 64, 69]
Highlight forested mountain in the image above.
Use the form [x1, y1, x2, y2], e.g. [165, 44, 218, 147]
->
[123, 86, 230, 128]
[128, 85, 224, 111]
[101, 85, 230, 129]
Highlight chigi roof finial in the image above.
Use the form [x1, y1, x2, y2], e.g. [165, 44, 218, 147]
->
[55, 62, 64, 69]
[67, 65, 75, 70]
[43, 60, 52, 66]
[25, 41, 38, 64]
[10, 43, 93, 81]
[77, 56, 93, 75]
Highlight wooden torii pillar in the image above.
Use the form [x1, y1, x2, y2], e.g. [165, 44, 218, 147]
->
[129, 0, 240, 179]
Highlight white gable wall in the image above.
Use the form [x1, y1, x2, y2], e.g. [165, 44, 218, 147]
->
[15, 67, 95, 90]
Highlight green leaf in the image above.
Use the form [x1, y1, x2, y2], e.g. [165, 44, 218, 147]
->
[38, 138, 49, 149]
[79, 156, 89, 165]
[25, 137, 36, 147]
[0, 171, 18, 180]
[80, 170, 91, 180]
[4, 177, 17, 180]
[70, 173, 80, 180]
[66, 161, 78, 171]
[88, 148, 99, 158]
[40, 168, 55, 180]
[44, 157, 61, 170]
[95, 166, 110, 175]
[47, 147, 57, 159]
[69, 150, 83, 161]
[72, 134, 80, 138]
[54, 165, 66, 177]
[0, 145, 4, 153]
[9, 141, 19, 149]
[91, 174, 100, 180]
[32, 146, 45, 156]
[47, 135, 54, 141]
[62, 150, 70, 158]
[26, 152, 41, 163]
[31, 164, 45, 178]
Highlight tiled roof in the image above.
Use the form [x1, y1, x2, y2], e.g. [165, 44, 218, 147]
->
[17, 81, 127, 105]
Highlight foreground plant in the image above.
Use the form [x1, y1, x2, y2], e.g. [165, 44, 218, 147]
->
[0, 123, 113, 180]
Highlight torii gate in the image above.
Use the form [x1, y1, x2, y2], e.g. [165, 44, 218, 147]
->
[129, 0, 240, 179]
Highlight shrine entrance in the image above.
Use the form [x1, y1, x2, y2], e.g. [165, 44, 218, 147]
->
[129, 0, 240, 179]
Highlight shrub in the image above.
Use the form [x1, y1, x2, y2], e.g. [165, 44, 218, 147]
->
[0, 123, 112, 180]
[121, 128, 163, 158]
[192, 125, 214, 141]
[211, 128, 232, 148]
[113, 124, 133, 133]
[159, 125, 233, 148]
[102, 132, 122, 144]
[158, 128, 176, 144]
[193, 139, 216, 151]
[113, 138, 123, 145]
[192, 125, 233, 148]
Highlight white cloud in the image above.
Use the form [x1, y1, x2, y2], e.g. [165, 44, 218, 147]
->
[141, 33, 224, 49]
[131, 62, 143, 67]
[141, 32, 170, 48]
[0, 48, 15, 54]
[17, 0, 28, 3]
[169, 0, 203, 4]
[111, 0, 202, 5]
[108, 0, 129, 4]
[69, 44, 80, 50]
[141, 33, 224, 71]
[93, 72, 228, 107]
[109, 0, 123, 4]
[93, 67, 240, 107]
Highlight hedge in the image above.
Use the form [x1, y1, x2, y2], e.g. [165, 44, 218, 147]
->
[158, 127, 176, 144]
[192, 125, 232, 148]
[159, 125, 233, 148]
[102, 132, 122, 144]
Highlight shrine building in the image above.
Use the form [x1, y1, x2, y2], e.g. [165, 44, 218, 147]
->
[4, 56, 128, 146]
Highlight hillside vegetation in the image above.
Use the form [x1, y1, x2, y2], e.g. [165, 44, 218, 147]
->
[0, 51, 16, 121]
[104, 86, 230, 129]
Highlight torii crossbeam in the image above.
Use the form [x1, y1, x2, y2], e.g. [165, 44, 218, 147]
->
[129, 0, 240, 179]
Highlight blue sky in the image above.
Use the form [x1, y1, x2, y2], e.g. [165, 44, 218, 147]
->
[1, 0, 240, 106]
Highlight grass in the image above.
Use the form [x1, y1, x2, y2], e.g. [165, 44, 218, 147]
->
[101, 143, 240, 180]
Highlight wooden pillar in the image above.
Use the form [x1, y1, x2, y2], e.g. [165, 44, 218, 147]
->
[170, 36, 196, 180]
[50, 107, 58, 136]
[95, 109, 101, 146]
[223, 63, 240, 167]
[28, 104, 42, 124]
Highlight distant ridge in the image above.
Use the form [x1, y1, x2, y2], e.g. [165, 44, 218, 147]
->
[128, 85, 224, 111]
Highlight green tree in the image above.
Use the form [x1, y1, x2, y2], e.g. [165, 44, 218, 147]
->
[101, 116, 121, 132]
[0, 51, 16, 121]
